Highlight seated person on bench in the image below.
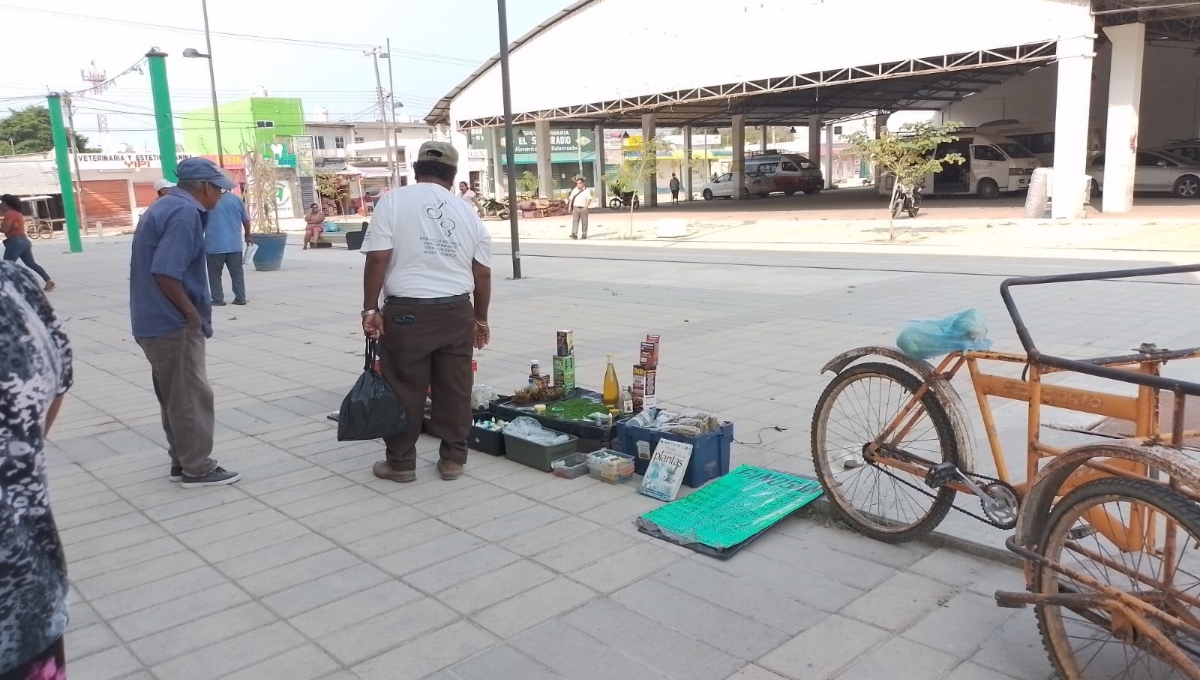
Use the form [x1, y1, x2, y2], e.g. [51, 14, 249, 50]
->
[303, 203, 325, 250]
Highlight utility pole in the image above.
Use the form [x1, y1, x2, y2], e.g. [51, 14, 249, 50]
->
[365, 48, 396, 188]
[200, 0, 223, 167]
[497, 0, 522, 279]
[386, 38, 400, 187]
[62, 93, 89, 237]
[145, 49, 180, 181]
[45, 94, 83, 253]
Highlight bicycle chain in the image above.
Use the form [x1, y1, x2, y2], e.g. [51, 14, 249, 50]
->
[864, 459, 1019, 529]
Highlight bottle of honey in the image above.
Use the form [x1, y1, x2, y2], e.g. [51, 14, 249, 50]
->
[602, 354, 620, 408]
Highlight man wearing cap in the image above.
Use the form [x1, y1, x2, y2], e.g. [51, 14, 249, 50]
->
[205, 185, 252, 306]
[361, 141, 492, 483]
[153, 178, 174, 200]
[129, 157, 240, 488]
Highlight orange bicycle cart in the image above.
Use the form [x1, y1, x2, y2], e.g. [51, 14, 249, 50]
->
[812, 265, 1200, 680]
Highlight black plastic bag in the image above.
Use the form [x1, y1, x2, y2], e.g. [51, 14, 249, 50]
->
[337, 340, 408, 441]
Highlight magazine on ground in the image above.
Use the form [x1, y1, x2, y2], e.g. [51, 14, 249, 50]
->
[639, 439, 693, 502]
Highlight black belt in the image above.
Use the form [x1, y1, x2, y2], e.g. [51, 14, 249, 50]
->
[384, 294, 469, 306]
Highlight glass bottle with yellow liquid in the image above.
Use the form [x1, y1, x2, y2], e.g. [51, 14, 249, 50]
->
[602, 354, 620, 408]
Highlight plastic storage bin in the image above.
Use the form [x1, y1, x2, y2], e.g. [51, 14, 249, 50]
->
[469, 420, 507, 456]
[503, 430, 578, 472]
[492, 389, 626, 451]
[587, 449, 635, 484]
[616, 421, 734, 488]
[551, 452, 590, 478]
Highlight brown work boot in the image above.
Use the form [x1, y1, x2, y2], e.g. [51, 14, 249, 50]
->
[373, 461, 416, 483]
[437, 460, 464, 481]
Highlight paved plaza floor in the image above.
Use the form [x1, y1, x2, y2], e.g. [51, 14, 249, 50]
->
[36, 234, 1200, 680]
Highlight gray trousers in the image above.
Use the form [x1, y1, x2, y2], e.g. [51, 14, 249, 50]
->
[207, 252, 246, 303]
[136, 329, 218, 478]
[571, 207, 589, 237]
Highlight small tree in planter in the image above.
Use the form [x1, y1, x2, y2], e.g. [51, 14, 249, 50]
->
[516, 170, 539, 199]
[315, 169, 348, 215]
[243, 146, 288, 271]
[845, 121, 964, 241]
[606, 136, 672, 237]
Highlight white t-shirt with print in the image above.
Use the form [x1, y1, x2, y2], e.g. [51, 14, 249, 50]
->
[360, 182, 492, 299]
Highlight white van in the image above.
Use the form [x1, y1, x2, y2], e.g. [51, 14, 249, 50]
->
[879, 132, 1040, 199]
[975, 119, 1104, 166]
[743, 152, 825, 197]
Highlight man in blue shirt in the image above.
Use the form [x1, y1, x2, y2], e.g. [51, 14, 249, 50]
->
[130, 157, 240, 488]
[205, 189, 251, 305]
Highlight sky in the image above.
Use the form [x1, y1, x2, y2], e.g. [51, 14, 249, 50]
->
[0, 0, 571, 151]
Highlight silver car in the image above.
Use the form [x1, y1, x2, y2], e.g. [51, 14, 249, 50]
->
[1090, 150, 1200, 199]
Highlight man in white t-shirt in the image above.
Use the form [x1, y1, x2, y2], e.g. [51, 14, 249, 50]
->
[360, 141, 492, 483]
[567, 177, 594, 240]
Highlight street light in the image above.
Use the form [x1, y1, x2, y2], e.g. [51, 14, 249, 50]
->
[183, 0, 223, 167]
[364, 47, 397, 188]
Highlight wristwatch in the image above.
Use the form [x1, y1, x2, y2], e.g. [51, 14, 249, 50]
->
[361, 309, 379, 318]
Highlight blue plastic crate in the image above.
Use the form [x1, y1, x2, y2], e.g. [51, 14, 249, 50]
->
[616, 421, 733, 488]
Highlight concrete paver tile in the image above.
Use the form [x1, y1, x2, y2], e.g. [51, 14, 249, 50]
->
[498, 516, 601, 557]
[533, 527, 637, 573]
[569, 541, 681, 593]
[276, 484, 380, 519]
[563, 598, 742, 680]
[149, 620, 306, 680]
[63, 523, 168, 562]
[192, 518, 313, 564]
[351, 620, 498, 680]
[902, 591, 1017, 658]
[969, 610, 1055, 680]
[344, 516, 453, 561]
[747, 532, 897, 590]
[70, 645, 144, 680]
[757, 615, 888, 680]
[840, 571, 956, 632]
[440, 493, 538, 529]
[69, 536, 188, 582]
[511, 622, 669, 680]
[219, 645, 342, 680]
[832, 637, 958, 680]
[403, 544, 521, 593]
[468, 503, 567, 543]
[776, 520, 933, 570]
[943, 662, 1024, 680]
[90, 565, 228, 619]
[472, 577, 598, 638]
[65, 623, 122, 661]
[612, 579, 791, 661]
[261, 561, 391, 618]
[215, 531, 335, 579]
[704, 550, 864, 612]
[319, 596, 459, 665]
[236, 547, 362, 597]
[450, 644, 565, 680]
[126, 601, 277, 667]
[290, 580, 423, 639]
[108, 581, 251, 641]
[724, 666, 791, 680]
[437, 559, 557, 614]
[375, 530, 487, 578]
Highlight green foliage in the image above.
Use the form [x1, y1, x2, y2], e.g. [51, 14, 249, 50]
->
[314, 169, 343, 199]
[845, 121, 965, 190]
[606, 136, 673, 236]
[0, 105, 95, 155]
[517, 170, 539, 196]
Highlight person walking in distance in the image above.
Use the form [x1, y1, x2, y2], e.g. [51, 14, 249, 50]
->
[669, 173, 682, 205]
[0, 262, 73, 680]
[567, 177, 594, 240]
[205, 186, 251, 306]
[361, 142, 492, 483]
[0, 194, 54, 291]
[129, 157, 240, 488]
[458, 181, 482, 217]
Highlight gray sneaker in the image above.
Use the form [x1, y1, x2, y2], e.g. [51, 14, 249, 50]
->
[170, 466, 183, 482]
[180, 467, 241, 489]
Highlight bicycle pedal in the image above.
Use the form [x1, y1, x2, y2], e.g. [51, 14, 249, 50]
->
[925, 462, 959, 489]
[1067, 525, 1097, 541]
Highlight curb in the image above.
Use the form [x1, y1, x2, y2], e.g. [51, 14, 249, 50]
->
[798, 496, 1023, 568]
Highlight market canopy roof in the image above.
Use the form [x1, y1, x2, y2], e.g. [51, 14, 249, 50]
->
[0, 161, 62, 197]
[428, 0, 1200, 130]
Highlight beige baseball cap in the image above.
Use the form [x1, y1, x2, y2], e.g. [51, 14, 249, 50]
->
[415, 141, 458, 168]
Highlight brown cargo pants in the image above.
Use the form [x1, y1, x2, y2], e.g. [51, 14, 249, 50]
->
[135, 328, 219, 478]
[377, 297, 474, 472]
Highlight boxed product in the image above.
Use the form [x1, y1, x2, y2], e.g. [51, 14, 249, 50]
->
[640, 335, 660, 368]
[557, 330, 574, 357]
[553, 354, 576, 392]
[633, 365, 657, 412]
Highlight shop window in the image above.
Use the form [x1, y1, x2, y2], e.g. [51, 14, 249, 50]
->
[255, 120, 275, 128]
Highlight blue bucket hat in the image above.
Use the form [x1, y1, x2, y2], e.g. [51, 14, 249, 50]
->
[176, 157, 236, 190]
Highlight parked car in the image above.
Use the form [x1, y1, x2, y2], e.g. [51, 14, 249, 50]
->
[743, 153, 825, 197]
[1161, 139, 1200, 164]
[701, 172, 769, 200]
[878, 132, 1039, 200]
[1090, 150, 1200, 199]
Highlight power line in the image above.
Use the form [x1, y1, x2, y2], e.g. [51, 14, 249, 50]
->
[0, 4, 482, 66]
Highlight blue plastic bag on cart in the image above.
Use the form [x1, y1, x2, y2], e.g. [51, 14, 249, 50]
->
[896, 308, 994, 360]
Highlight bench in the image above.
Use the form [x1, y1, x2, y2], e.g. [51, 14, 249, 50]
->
[314, 220, 368, 250]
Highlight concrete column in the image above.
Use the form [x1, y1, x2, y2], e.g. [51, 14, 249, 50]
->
[873, 112, 890, 185]
[1101, 23, 1145, 214]
[825, 123, 835, 189]
[732, 114, 746, 201]
[760, 126, 769, 152]
[594, 124, 606, 207]
[1051, 27, 1096, 219]
[641, 113, 657, 207]
[808, 115, 822, 171]
[535, 120, 553, 198]
[491, 127, 505, 197]
[684, 125, 694, 200]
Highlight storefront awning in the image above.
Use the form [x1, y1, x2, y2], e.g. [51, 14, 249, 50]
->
[341, 164, 392, 179]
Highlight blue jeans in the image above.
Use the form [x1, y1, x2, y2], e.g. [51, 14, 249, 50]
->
[206, 251, 246, 303]
[2, 235, 52, 283]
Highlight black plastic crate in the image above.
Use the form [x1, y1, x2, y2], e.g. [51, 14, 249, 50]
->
[492, 389, 627, 445]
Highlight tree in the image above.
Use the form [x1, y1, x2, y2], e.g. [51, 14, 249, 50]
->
[0, 105, 96, 155]
[243, 145, 281, 233]
[517, 171, 539, 197]
[845, 121, 965, 240]
[314, 169, 348, 214]
[606, 136, 673, 237]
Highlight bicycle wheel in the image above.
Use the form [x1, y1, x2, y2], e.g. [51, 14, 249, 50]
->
[811, 362, 960, 542]
[1036, 477, 1200, 680]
